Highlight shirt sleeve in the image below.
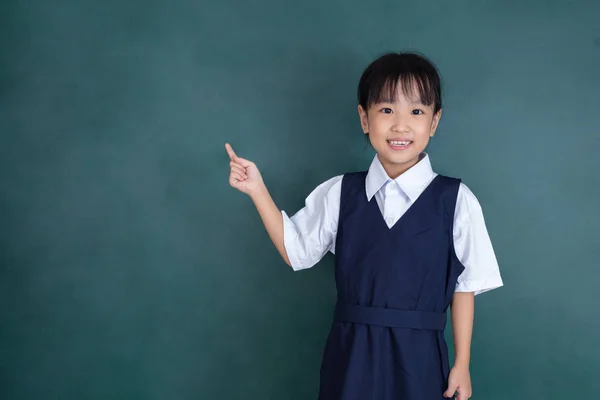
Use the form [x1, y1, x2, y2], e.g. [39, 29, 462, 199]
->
[453, 183, 504, 295]
[281, 175, 343, 271]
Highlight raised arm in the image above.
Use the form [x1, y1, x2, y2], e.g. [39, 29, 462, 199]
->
[226, 143, 291, 266]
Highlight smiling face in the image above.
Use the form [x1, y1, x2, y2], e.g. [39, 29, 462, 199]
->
[358, 80, 442, 179]
[356, 52, 443, 179]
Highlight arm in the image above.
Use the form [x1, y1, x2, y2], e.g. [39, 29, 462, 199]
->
[444, 293, 474, 400]
[451, 291, 475, 368]
[225, 143, 291, 266]
[250, 186, 292, 266]
[445, 183, 503, 399]
[226, 143, 339, 270]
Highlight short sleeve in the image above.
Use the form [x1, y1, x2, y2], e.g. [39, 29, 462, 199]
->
[282, 175, 343, 271]
[453, 183, 504, 295]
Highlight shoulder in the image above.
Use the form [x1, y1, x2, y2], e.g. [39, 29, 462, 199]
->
[335, 170, 367, 187]
[433, 173, 481, 208]
[339, 170, 368, 197]
[432, 174, 486, 223]
[305, 170, 368, 203]
[303, 174, 344, 202]
[315, 174, 345, 188]
[341, 170, 368, 180]
[457, 182, 484, 212]
[453, 181, 487, 226]
[432, 174, 464, 210]
[434, 173, 461, 188]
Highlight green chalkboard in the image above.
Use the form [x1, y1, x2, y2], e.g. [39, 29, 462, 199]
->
[1, 0, 599, 399]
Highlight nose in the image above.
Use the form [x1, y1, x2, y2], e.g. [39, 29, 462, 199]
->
[391, 115, 410, 133]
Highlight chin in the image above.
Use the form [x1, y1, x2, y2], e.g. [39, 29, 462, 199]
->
[380, 148, 421, 164]
[391, 156, 420, 165]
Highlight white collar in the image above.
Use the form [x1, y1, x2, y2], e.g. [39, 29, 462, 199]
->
[365, 153, 436, 202]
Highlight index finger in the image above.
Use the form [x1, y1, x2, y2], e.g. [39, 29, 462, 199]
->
[225, 143, 237, 161]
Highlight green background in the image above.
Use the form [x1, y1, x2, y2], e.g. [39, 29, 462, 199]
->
[1, 0, 599, 398]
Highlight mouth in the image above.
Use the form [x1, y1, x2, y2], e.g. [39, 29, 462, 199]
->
[387, 139, 412, 150]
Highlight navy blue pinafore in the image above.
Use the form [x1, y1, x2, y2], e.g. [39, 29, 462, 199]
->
[318, 171, 465, 400]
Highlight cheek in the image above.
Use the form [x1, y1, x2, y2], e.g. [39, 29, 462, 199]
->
[415, 133, 432, 144]
[416, 120, 435, 135]
[368, 119, 390, 135]
[412, 125, 434, 144]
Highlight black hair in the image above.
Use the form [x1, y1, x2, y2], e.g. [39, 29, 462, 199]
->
[357, 52, 442, 114]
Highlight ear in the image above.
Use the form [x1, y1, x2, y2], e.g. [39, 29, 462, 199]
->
[430, 109, 443, 137]
[357, 105, 369, 134]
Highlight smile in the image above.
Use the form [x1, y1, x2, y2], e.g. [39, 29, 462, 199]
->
[387, 140, 412, 150]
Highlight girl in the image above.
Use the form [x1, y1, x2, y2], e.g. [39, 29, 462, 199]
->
[225, 52, 503, 400]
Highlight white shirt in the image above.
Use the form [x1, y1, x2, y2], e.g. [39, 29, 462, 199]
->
[281, 154, 503, 296]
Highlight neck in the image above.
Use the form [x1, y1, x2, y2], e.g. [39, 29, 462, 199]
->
[378, 154, 422, 179]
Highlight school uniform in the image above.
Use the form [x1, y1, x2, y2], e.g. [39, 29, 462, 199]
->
[281, 153, 503, 400]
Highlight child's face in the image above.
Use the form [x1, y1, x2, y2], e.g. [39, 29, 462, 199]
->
[358, 82, 441, 179]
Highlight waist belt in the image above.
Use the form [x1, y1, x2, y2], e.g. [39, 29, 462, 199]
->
[334, 303, 446, 331]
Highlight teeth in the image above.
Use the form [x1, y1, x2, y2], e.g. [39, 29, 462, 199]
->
[389, 140, 411, 146]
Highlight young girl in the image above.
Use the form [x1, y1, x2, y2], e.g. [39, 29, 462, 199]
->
[225, 52, 503, 400]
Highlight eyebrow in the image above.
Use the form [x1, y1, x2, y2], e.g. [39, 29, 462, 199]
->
[376, 98, 425, 105]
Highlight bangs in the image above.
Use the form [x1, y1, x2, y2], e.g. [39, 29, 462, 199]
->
[357, 52, 442, 113]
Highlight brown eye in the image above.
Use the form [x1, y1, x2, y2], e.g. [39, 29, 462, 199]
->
[412, 109, 424, 115]
[381, 108, 393, 114]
